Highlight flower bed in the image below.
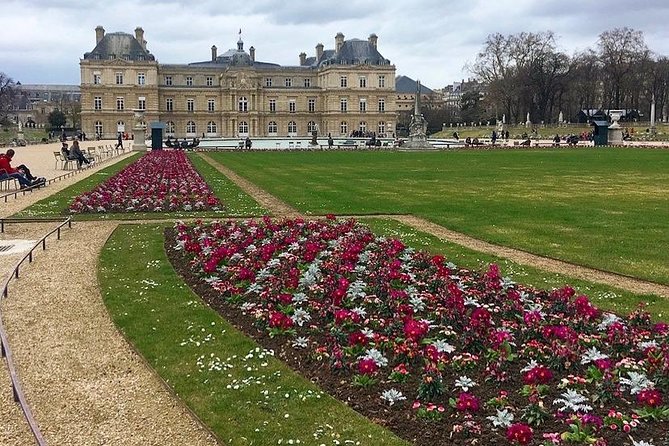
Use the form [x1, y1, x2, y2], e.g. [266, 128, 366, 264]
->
[69, 151, 222, 213]
[168, 217, 669, 445]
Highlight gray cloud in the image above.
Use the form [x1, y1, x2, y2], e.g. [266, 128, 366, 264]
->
[2, 0, 669, 89]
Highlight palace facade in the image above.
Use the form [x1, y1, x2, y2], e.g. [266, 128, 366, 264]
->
[80, 27, 397, 139]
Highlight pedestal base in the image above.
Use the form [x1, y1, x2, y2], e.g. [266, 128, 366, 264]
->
[133, 128, 147, 151]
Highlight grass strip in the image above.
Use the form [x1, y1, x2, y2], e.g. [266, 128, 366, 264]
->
[99, 224, 408, 446]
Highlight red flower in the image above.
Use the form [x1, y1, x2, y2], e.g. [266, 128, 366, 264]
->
[523, 365, 553, 385]
[506, 423, 533, 445]
[403, 318, 429, 341]
[268, 311, 293, 330]
[637, 389, 663, 407]
[347, 331, 369, 346]
[357, 358, 378, 375]
[455, 392, 480, 412]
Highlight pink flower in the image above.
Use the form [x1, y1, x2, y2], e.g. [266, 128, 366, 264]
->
[523, 365, 553, 385]
[403, 318, 429, 341]
[357, 358, 378, 376]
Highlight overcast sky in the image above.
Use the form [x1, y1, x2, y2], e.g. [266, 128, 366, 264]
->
[2, 0, 669, 89]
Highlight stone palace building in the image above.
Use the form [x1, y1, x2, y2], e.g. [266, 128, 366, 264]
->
[80, 27, 397, 139]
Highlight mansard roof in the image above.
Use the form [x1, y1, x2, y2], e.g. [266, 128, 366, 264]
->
[83, 32, 155, 61]
[395, 75, 435, 94]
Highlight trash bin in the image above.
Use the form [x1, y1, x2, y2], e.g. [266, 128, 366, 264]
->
[591, 120, 609, 146]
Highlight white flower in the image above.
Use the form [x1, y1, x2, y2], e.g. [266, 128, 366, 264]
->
[432, 340, 455, 354]
[362, 348, 388, 367]
[380, 389, 406, 406]
[464, 296, 480, 307]
[580, 347, 609, 365]
[409, 295, 426, 312]
[597, 313, 622, 331]
[292, 292, 308, 304]
[361, 328, 375, 339]
[291, 337, 309, 349]
[521, 360, 540, 373]
[454, 376, 477, 392]
[486, 409, 514, 428]
[347, 280, 367, 299]
[620, 371, 655, 395]
[291, 309, 311, 327]
[553, 389, 593, 413]
[631, 440, 655, 446]
[351, 306, 367, 318]
[638, 340, 658, 350]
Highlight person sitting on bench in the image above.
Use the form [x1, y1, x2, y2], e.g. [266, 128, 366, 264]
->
[0, 149, 45, 189]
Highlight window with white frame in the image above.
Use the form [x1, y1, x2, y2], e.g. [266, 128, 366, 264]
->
[359, 121, 367, 132]
[165, 75, 173, 86]
[238, 96, 248, 112]
[166, 98, 173, 112]
[116, 97, 124, 111]
[268, 121, 278, 135]
[238, 121, 249, 135]
[304, 78, 311, 87]
[208, 99, 215, 112]
[340, 76, 347, 87]
[166, 121, 175, 134]
[340, 121, 348, 135]
[340, 98, 347, 112]
[187, 98, 194, 112]
[289, 99, 296, 113]
[307, 121, 317, 133]
[288, 121, 297, 135]
[378, 121, 386, 136]
[206, 76, 213, 86]
[95, 121, 103, 136]
[186, 76, 193, 86]
[186, 121, 196, 134]
[308, 98, 316, 112]
[378, 98, 385, 112]
[269, 99, 276, 112]
[359, 98, 367, 112]
[93, 73, 101, 85]
[94, 96, 102, 111]
[138, 97, 146, 110]
[115, 72, 124, 85]
[285, 78, 292, 87]
[265, 77, 272, 87]
[207, 121, 217, 133]
[359, 76, 366, 88]
[137, 73, 145, 85]
[378, 75, 385, 88]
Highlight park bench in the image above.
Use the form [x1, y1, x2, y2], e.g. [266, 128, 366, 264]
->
[0, 169, 19, 191]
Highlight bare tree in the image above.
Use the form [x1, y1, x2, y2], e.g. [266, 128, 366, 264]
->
[0, 72, 17, 126]
[597, 27, 650, 109]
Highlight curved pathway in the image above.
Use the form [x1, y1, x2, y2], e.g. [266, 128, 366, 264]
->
[201, 154, 669, 299]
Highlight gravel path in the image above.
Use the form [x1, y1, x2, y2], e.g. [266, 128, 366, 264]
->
[1, 221, 218, 445]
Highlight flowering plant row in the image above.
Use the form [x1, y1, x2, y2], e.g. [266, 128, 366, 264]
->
[70, 151, 222, 213]
[172, 217, 669, 445]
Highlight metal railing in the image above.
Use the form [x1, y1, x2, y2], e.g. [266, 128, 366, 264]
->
[0, 216, 73, 445]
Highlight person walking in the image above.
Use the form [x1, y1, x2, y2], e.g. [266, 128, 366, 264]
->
[115, 132, 124, 151]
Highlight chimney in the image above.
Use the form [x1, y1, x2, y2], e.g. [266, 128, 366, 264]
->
[95, 26, 105, 44]
[249, 46, 255, 62]
[316, 43, 324, 61]
[368, 33, 378, 49]
[335, 32, 344, 53]
[134, 27, 146, 50]
[299, 52, 307, 66]
[211, 45, 217, 61]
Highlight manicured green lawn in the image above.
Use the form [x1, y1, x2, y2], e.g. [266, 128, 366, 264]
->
[99, 224, 408, 445]
[205, 149, 669, 285]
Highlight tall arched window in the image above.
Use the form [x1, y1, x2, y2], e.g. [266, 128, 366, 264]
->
[340, 121, 348, 136]
[238, 121, 249, 135]
[207, 121, 217, 134]
[186, 121, 196, 134]
[378, 121, 386, 136]
[238, 96, 248, 112]
[268, 121, 278, 136]
[359, 121, 367, 133]
[307, 121, 317, 134]
[166, 121, 175, 135]
[94, 121, 103, 137]
[117, 121, 125, 133]
[287, 121, 297, 136]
